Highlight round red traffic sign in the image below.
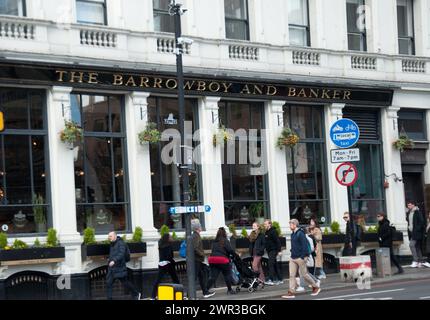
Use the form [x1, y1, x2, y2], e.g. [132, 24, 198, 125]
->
[335, 162, 358, 187]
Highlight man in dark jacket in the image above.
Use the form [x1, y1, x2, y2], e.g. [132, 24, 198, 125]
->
[264, 220, 282, 285]
[281, 219, 321, 299]
[191, 219, 215, 298]
[406, 200, 426, 268]
[106, 231, 141, 300]
[342, 212, 358, 256]
[377, 213, 404, 274]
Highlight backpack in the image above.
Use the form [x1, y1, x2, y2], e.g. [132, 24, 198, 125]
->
[124, 243, 131, 263]
[179, 240, 187, 258]
[390, 224, 397, 236]
[305, 234, 315, 256]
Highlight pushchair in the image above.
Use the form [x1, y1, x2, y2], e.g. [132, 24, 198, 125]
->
[231, 253, 264, 293]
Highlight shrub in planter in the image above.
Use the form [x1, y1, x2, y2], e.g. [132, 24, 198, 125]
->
[277, 127, 300, 149]
[60, 120, 83, 148]
[0, 233, 7, 249]
[33, 238, 42, 248]
[12, 239, 28, 249]
[330, 221, 341, 234]
[228, 224, 237, 238]
[393, 134, 414, 153]
[131, 227, 143, 243]
[46, 228, 59, 247]
[83, 228, 96, 245]
[272, 221, 282, 237]
[241, 228, 248, 238]
[160, 225, 170, 238]
[138, 122, 161, 144]
[213, 126, 234, 147]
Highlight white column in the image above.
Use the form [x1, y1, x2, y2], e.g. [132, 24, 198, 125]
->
[325, 103, 349, 230]
[197, 96, 224, 236]
[124, 92, 159, 269]
[264, 100, 290, 234]
[424, 110, 430, 185]
[47, 86, 82, 273]
[413, 0, 430, 56]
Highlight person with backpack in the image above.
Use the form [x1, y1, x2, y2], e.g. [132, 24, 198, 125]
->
[207, 227, 237, 295]
[297, 228, 320, 292]
[376, 212, 404, 274]
[309, 217, 326, 280]
[264, 219, 282, 286]
[406, 200, 428, 268]
[151, 233, 180, 299]
[281, 219, 321, 299]
[106, 231, 141, 300]
[249, 222, 265, 284]
[342, 212, 360, 256]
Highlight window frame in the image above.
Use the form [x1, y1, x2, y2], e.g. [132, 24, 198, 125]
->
[153, 0, 175, 33]
[76, 0, 107, 26]
[346, 0, 367, 52]
[288, 0, 311, 47]
[397, 0, 415, 55]
[224, 0, 250, 41]
[398, 109, 427, 141]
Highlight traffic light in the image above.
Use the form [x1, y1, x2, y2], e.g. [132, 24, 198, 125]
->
[0, 110, 4, 132]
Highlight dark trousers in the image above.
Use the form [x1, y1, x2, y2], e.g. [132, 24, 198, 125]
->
[207, 263, 233, 291]
[195, 261, 209, 295]
[268, 250, 281, 281]
[151, 263, 180, 299]
[342, 241, 357, 256]
[106, 270, 139, 300]
[384, 246, 403, 272]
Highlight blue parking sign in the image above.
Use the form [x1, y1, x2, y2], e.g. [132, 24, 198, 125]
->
[330, 118, 360, 149]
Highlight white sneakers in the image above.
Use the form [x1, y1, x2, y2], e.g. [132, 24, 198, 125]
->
[409, 261, 430, 268]
[317, 274, 327, 280]
[410, 262, 419, 268]
[295, 286, 305, 293]
[422, 262, 430, 268]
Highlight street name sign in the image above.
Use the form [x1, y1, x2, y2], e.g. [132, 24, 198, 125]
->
[169, 205, 212, 215]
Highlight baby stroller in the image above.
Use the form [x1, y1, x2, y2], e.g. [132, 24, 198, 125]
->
[231, 253, 264, 293]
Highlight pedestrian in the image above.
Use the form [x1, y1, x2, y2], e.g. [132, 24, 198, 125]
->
[297, 228, 320, 292]
[309, 216, 326, 279]
[376, 212, 404, 274]
[424, 213, 430, 266]
[342, 212, 358, 256]
[249, 222, 265, 284]
[207, 227, 237, 295]
[191, 219, 216, 298]
[264, 219, 282, 286]
[151, 233, 180, 299]
[406, 201, 428, 268]
[281, 219, 321, 299]
[106, 231, 141, 300]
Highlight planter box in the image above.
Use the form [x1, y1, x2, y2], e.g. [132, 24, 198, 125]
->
[127, 242, 147, 256]
[393, 231, 404, 242]
[202, 239, 214, 250]
[81, 242, 147, 261]
[233, 238, 250, 249]
[322, 234, 346, 244]
[361, 233, 379, 243]
[0, 247, 65, 266]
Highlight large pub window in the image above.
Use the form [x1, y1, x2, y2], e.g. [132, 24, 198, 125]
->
[397, 0, 415, 55]
[76, 0, 107, 25]
[0, 0, 25, 16]
[346, 0, 367, 51]
[0, 88, 50, 234]
[288, 0, 310, 47]
[343, 108, 385, 224]
[153, 0, 175, 33]
[224, 0, 249, 41]
[71, 94, 129, 233]
[219, 101, 269, 227]
[148, 97, 203, 230]
[284, 105, 329, 225]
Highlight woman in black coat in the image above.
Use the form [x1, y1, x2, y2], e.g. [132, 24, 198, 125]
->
[377, 213, 403, 274]
[151, 233, 180, 299]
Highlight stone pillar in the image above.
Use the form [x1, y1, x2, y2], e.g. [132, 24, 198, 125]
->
[124, 92, 159, 269]
[197, 96, 224, 236]
[263, 100, 290, 234]
[47, 86, 81, 273]
[325, 103, 349, 230]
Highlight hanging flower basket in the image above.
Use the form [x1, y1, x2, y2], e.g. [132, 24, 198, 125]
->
[213, 126, 234, 147]
[393, 135, 414, 153]
[138, 122, 161, 144]
[276, 127, 300, 149]
[60, 120, 83, 149]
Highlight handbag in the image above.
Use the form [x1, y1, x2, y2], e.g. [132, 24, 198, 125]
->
[230, 262, 240, 285]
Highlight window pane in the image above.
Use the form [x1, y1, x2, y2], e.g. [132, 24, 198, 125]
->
[74, 140, 86, 203]
[397, 5, 408, 36]
[32, 136, 47, 200]
[77, 204, 127, 233]
[226, 19, 248, 40]
[288, 0, 308, 26]
[346, 1, 361, 33]
[289, 26, 308, 47]
[154, 13, 175, 33]
[113, 138, 125, 202]
[110, 96, 122, 133]
[4, 135, 31, 204]
[30, 93, 44, 130]
[83, 95, 109, 132]
[0, 206, 48, 234]
[70, 94, 82, 127]
[399, 38, 413, 55]
[2, 89, 28, 130]
[398, 111, 426, 140]
[348, 33, 364, 51]
[289, 200, 328, 225]
[0, 0, 21, 16]
[229, 102, 250, 131]
[153, 0, 170, 11]
[225, 0, 247, 19]
[76, 1, 105, 25]
[287, 106, 313, 139]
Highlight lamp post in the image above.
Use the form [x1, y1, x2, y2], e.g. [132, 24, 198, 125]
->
[169, 0, 196, 300]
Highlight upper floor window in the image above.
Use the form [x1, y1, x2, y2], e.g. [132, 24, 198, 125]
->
[0, 0, 25, 16]
[397, 0, 415, 55]
[288, 0, 310, 47]
[153, 0, 175, 33]
[346, 0, 367, 51]
[225, 0, 249, 41]
[76, 0, 106, 25]
[398, 110, 426, 141]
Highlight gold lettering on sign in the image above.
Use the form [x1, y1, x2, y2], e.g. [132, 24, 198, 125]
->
[56, 70, 67, 82]
[197, 81, 206, 91]
[184, 80, 195, 90]
[309, 88, 319, 99]
[113, 74, 123, 86]
[140, 77, 150, 88]
[240, 85, 251, 95]
[153, 78, 163, 89]
[125, 76, 137, 87]
[88, 72, 98, 84]
[332, 90, 341, 99]
[343, 90, 352, 100]
[70, 72, 84, 83]
[209, 82, 221, 92]
[288, 87, 297, 97]
[253, 85, 263, 95]
[322, 89, 331, 99]
[222, 82, 232, 93]
[297, 88, 307, 98]
[166, 79, 178, 89]
[267, 86, 277, 96]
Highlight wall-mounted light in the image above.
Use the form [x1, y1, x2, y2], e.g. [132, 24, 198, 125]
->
[385, 173, 403, 183]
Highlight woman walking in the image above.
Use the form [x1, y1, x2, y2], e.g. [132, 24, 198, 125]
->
[309, 217, 326, 279]
[249, 222, 265, 284]
[151, 233, 180, 299]
[207, 227, 237, 295]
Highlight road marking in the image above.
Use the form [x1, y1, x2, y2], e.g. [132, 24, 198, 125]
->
[420, 296, 430, 300]
[316, 289, 405, 300]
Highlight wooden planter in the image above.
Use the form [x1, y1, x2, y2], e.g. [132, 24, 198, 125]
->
[322, 234, 346, 245]
[393, 231, 404, 242]
[81, 242, 147, 261]
[0, 247, 65, 266]
[361, 233, 379, 243]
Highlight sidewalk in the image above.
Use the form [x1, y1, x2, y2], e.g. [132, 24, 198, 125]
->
[203, 266, 430, 300]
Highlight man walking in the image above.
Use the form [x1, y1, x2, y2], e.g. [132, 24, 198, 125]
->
[191, 219, 215, 298]
[342, 212, 359, 256]
[106, 231, 141, 300]
[406, 201, 428, 268]
[377, 212, 404, 274]
[281, 219, 321, 299]
[264, 219, 282, 286]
